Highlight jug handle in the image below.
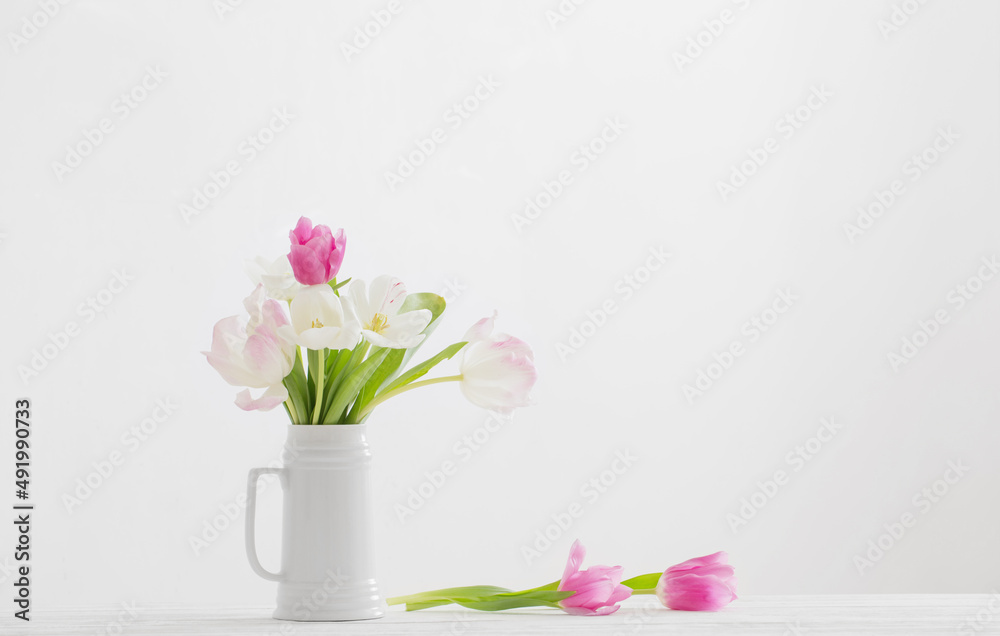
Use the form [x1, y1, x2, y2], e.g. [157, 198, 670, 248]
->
[245, 467, 284, 582]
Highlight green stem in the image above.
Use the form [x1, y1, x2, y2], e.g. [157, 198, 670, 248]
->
[386, 583, 574, 612]
[282, 348, 309, 425]
[386, 585, 508, 606]
[284, 398, 299, 424]
[311, 349, 326, 424]
[358, 374, 463, 420]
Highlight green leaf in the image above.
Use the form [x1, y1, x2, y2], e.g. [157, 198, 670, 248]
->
[404, 600, 453, 611]
[388, 586, 512, 606]
[377, 341, 466, 397]
[346, 346, 401, 423]
[621, 573, 662, 591]
[322, 348, 390, 424]
[519, 579, 561, 593]
[305, 349, 318, 405]
[450, 597, 558, 612]
[402, 292, 446, 322]
[327, 277, 351, 295]
[389, 586, 574, 613]
[323, 344, 368, 422]
[306, 349, 324, 422]
[324, 348, 351, 397]
[424, 590, 573, 613]
[319, 345, 360, 422]
[325, 348, 344, 374]
[282, 348, 310, 424]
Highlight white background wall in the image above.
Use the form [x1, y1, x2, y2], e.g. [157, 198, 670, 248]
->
[1, 0, 998, 611]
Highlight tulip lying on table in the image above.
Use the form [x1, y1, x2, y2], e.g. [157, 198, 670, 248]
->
[387, 540, 737, 615]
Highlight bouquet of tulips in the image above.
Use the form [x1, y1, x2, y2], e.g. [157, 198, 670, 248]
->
[204, 217, 537, 424]
[388, 540, 738, 615]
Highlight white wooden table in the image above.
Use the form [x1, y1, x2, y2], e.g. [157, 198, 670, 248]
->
[8, 595, 1000, 635]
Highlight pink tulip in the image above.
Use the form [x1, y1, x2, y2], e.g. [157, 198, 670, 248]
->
[557, 540, 632, 616]
[287, 216, 346, 285]
[655, 551, 737, 611]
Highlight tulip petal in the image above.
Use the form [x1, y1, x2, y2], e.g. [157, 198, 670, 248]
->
[234, 384, 288, 412]
[290, 216, 314, 244]
[297, 326, 353, 351]
[289, 285, 345, 336]
[560, 580, 614, 609]
[607, 583, 633, 605]
[657, 552, 738, 612]
[205, 317, 261, 388]
[665, 551, 729, 573]
[373, 308, 431, 348]
[462, 311, 497, 342]
[244, 328, 292, 386]
[559, 539, 586, 589]
[368, 275, 407, 317]
[364, 329, 425, 350]
[289, 244, 328, 286]
[348, 279, 373, 324]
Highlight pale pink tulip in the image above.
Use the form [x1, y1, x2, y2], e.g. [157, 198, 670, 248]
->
[204, 285, 296, 411]
[656, 551, 737, 611]
[288, 216, 346, 285]
[557, 540, 632, 616]
[458, 313, 537, 413]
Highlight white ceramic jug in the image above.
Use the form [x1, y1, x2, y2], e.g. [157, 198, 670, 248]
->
[245, 424, 385, 621]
